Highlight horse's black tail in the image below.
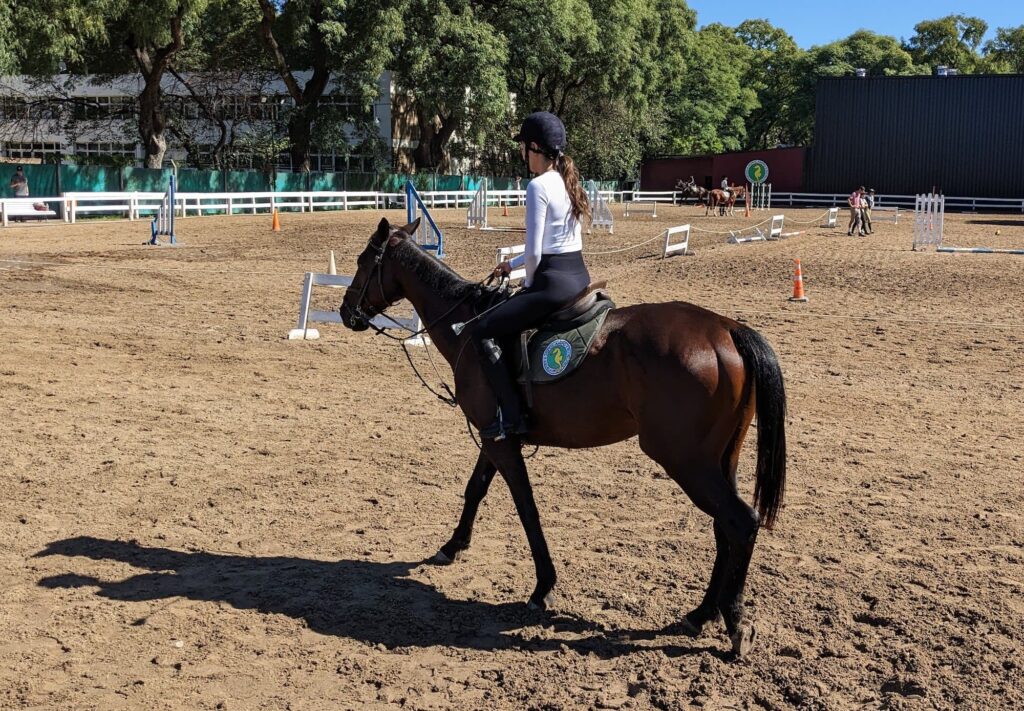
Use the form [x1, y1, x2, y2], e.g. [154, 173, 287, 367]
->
[730, 325, 787, 530]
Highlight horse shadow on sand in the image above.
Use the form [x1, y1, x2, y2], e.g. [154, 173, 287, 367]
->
[36, 536, 724, 659]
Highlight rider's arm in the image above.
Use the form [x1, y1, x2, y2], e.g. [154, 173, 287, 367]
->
[509, 178, 547, 285]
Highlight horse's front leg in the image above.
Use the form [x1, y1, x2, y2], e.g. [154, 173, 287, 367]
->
[435, 450, 497, 564]
[484, 439, 557, 609]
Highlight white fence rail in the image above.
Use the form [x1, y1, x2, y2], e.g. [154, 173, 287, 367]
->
[4, 188, 1023, 228]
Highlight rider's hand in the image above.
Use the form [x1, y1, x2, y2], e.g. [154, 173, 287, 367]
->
[493, 261, 512, 278]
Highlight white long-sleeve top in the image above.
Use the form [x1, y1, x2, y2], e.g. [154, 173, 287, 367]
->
[508, 169, 583, 287]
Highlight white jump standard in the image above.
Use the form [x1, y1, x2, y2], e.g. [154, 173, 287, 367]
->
[467, 178, 526, 233]
[586, 180, 614, 234]
[662, 224, 691, 258]
[912, 191, 1024, 254]
[149, 175, 178, 245]
[823, 207, 839, 228]
[912, 193, 944, 251]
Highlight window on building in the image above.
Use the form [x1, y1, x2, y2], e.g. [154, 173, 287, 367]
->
[74, 142, 137, 158]
[1, 141, 64, 159]
[73, 96, 134, 120]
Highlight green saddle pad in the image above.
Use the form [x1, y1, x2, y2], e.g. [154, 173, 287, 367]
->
[515, 295, 614, 384]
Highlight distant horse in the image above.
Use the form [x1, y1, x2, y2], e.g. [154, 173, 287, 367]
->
[675, 176, 707, 206]
[339, 218, 787, 657]
[707, 185, 746, 217]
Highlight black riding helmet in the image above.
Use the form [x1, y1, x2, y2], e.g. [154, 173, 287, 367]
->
[514, 111, 566, 160]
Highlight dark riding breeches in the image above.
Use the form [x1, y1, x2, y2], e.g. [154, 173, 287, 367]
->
[475, 251, 591, 339]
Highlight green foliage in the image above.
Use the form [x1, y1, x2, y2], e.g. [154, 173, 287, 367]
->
[983, 26, 1024, 73]
[904, 15, 988, 73]
[664, 23, 757, 155]
[392, 0, 509, 169]
[733, 20, 802, 149]
[0, 0, 17, 74]
[785, 31, 923, 145]
[7, 1, 1024, 179]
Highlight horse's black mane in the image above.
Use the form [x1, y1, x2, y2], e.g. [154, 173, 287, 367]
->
[391, 238, 504, 308]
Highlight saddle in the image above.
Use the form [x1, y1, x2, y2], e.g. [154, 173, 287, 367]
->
[510, 282, 615, 401]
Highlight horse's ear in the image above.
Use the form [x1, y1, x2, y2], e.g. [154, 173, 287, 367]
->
[374, 218, 390, 243]
[398, 218, 421, 238]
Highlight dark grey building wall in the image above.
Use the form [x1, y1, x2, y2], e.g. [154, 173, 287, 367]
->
[805, 75, 1024, 198]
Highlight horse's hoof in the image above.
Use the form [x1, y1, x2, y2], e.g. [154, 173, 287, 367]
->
[527, 590, 556, 611]
[730, 623, 757, 657]
[678, 616, 703, 637]
[432, 550, 456, 565]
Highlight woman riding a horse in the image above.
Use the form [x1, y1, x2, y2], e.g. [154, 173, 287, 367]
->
[475, 111, 592, 440]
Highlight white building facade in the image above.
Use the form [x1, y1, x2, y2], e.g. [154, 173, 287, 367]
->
[0, 71, 393, 173]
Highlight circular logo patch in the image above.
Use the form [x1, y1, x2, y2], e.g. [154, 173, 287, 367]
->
[745, 159, 769, 184]
[542, 339, 573, 376]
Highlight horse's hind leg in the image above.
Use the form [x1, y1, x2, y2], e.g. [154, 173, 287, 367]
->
[435, 451, 497, 564]
[645, 447, 760, 655]
[713, 494, 759, 656]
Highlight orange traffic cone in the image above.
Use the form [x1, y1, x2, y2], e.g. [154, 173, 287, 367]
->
[502, 204, 509, 217]
[789, 259, 808, 302]
[272, 208, 281, 232]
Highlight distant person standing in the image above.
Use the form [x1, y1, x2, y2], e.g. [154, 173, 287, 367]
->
[847, 186, 865, 236]
[9, 165, 29, 197]
[861, 189, 875, 234]
[9, 166, 29, 223]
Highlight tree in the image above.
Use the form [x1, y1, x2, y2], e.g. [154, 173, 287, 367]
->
[733, 19, 803, 149]
[255, 0, 404, 172]
[983, 26, 1024, 73]
[786, 31, 922, 145]
[904, 15, 987, 73]
[477, 0, 692, 178]
[664, 23, 757, 155]
[10, 0, 210, 168]
[0, 0, 17, 74]
[391, 1, 508, 171]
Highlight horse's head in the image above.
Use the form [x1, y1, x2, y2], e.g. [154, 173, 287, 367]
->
[339, 217, 420, 331]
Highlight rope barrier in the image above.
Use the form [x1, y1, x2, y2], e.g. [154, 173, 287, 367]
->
[689, 214, 775, 235]
[582, 233, 666, 255]
[786, 209, 833, 225]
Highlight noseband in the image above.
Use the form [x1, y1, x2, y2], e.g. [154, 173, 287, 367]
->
[347, 236, 392, 331]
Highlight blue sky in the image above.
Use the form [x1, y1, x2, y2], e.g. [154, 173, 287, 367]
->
[686, 1, 1023, 49]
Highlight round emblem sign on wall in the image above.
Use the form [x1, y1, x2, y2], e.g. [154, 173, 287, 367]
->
[745, 160, 769, 184]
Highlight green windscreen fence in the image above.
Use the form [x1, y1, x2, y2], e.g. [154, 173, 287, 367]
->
[2, 164, 622, 200]
[1, 164, 58, 197]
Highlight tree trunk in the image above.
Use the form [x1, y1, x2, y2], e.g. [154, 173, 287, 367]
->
[127, 16, 183, 169]
[288, 107, 314, 172]
[138, 77, 168, 168]
[412, 106, 459, 171]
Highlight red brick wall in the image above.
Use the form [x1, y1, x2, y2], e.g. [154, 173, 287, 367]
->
[641, 147, 806, 192]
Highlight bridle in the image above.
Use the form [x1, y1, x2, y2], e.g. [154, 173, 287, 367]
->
[345, 234, 393, 333]
[343, 231, 500, 408]
[344, 228, 540, 456]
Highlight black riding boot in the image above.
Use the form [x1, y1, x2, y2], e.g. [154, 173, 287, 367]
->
[476, 338, 527, 440]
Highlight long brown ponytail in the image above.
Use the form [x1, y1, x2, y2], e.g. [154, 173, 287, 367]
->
[557, 153, 591, 227]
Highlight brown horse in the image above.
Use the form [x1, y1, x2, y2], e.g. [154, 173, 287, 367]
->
[675, 176, 707, 206]
[707, 185, 746, 216]
[339, 218, 787, 656]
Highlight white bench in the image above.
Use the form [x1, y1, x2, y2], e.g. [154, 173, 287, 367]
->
[1, 199, 59, 226]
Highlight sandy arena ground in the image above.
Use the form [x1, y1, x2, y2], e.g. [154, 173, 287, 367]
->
[1, 202, 1022, 710]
